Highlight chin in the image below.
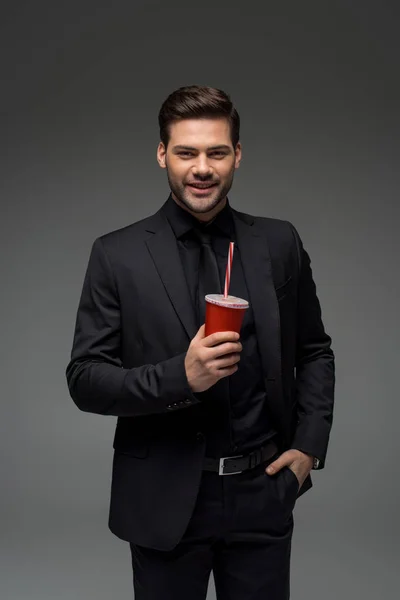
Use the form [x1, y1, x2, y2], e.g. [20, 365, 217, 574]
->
[184, 192, 223, 213]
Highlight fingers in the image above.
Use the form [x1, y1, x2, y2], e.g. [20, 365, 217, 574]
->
[193, 327, 242, 383]
[216, 364, 239, 377]
[265, 451, 296, 475]
[206, 337, 242, 360]
[198, 330, 242, 364]
[195, 324, 206, 339]
[266, 460, 284, 475]
[213, 352, 241, 369]
[202, 330, 240, 347]
[210, 354, 240, 379]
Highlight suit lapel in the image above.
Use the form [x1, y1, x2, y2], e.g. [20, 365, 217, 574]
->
[145, 210, 198, 342]
[145, 204, 283, 416]
[232, 211, 283, 399]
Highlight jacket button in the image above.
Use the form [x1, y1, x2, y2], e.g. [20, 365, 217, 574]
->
[184, 398, 192, 404]
[196, 432, 204, 441]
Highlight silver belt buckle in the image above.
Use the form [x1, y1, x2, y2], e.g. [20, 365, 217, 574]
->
[219, 455, 243, 476]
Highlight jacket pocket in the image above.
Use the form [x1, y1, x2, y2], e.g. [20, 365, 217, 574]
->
[113, 436, 149, 458]
[275, 275, 293, 301]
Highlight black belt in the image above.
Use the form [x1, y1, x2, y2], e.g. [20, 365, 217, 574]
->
[203, 440, 279, 476]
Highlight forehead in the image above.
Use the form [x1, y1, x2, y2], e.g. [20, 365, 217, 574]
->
[168, 118, 232, 148]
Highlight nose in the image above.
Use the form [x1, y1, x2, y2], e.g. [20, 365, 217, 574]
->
[192, 154, 213, 177]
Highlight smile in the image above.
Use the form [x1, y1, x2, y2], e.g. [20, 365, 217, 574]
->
[188, 184, 216, 196]
[187, 184, 217, 195]
[187, 183, 217, 190]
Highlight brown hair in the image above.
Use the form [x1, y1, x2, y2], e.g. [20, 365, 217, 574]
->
[158, 85, 240, 149]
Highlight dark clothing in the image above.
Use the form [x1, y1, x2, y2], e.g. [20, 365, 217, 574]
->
[161, 194, 278, 458]
[66, 195, 335, 555]
[130, 457, 298, 600]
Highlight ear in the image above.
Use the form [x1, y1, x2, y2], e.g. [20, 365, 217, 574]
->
[157, 142, 167, 168]
[234, 142, 242, 168]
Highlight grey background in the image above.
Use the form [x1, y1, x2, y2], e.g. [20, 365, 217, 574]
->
[1, 1, 399, 598]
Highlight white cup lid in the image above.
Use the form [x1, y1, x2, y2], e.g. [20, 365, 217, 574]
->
[205, 294, 249, 309]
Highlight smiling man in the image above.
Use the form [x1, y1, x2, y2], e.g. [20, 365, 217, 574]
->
[66, 85, 335, 600]
[158, 117, 241, 222]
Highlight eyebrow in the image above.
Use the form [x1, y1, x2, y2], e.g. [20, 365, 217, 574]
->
[172, 145, 231, 152]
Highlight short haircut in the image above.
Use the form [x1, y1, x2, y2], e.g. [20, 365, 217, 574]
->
[158, 85, 240, 149]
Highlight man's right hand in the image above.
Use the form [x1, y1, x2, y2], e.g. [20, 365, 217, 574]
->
[184, 324, 243, 393]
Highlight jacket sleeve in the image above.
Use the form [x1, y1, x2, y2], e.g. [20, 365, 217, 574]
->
[289, 224, 335, 469]
[65, 237, 200, 417]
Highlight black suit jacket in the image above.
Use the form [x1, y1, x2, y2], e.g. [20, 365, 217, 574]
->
[66, 199, 335, 551]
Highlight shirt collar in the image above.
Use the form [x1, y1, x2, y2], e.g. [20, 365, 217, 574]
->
[162, 193, 234, 240]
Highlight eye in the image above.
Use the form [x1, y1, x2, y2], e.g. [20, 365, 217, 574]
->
[210, 152, 226, 158]
[178, 151, 193, 157]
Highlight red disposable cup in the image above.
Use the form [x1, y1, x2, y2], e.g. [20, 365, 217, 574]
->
[204, 294, 249, 336]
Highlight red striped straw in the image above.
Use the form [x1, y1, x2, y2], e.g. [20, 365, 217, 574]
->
[224, 242, 235, 297]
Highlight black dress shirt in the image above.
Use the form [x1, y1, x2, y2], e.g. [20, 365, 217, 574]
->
[162, 194, 278, 457]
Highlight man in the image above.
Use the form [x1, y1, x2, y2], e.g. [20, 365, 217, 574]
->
[66, 85, 335, 599]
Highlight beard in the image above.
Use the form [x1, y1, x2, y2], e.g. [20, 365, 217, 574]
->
[165, 163, 235, 215]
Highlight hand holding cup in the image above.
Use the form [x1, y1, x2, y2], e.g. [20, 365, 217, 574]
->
[184, 324, 243, 393]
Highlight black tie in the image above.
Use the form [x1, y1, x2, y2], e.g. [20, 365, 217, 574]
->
[193, 227, 221, 326]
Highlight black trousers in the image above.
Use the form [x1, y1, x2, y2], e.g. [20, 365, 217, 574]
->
[129, 456, 299, 600]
